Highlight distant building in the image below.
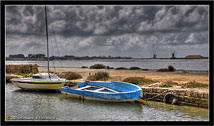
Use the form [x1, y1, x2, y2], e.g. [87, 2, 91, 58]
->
[153, 54, 156, 59]
[184, 55, 203, 59]
[170, 52, 176, 59]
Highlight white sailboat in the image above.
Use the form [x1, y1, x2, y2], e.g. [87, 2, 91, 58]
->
[11, 6, 67, 91]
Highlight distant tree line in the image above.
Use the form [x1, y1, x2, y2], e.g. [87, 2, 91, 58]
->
[6, 54, 132, 60]
[6, 53, 208, 61]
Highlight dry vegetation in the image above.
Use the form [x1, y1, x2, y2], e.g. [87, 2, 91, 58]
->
[123, 77, 155, 85]
[7, 65, 209, 93]
[38, 67, 208, 88]
[87, 71, 110, 81]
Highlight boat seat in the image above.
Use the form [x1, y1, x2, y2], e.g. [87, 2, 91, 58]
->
[77, 85, 119, 93]
[94, 87, 106, 92]
[77, 85, 91, 90]
[93, 87, 119, 93]
[105, 87, 119, 93]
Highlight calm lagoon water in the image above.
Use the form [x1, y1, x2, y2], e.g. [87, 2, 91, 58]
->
[6, 83, 209, 121]
[6, 59, 208, 71]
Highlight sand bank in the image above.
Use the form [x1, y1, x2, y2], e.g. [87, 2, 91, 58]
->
[38, 67, 209, 86]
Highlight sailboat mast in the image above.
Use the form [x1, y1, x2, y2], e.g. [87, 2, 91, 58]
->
[45, 6, 50, 76]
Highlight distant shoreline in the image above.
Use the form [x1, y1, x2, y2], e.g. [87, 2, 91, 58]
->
[5, 57, 209, 61]
[5, 59, 209, 71]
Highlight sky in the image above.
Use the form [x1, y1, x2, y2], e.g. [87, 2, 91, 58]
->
[5, 5, 209, 58]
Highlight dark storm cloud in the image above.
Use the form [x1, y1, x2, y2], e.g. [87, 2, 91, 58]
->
[6, 6, 46, 35]
[6, 6, 208, 36]
[6, 5, 209, 58]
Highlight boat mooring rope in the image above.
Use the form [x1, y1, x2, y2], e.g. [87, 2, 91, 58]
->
[146, 90, 169, 101]
[137, 90, 178, 105]
[46, 7, 63, 74]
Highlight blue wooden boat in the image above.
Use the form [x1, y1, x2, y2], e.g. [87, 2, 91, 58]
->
[61, 81, 142, 102]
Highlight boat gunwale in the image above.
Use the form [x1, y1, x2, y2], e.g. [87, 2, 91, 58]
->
[65, 88, 141, 94]
[82, 81, 142, 93]
[87, 81, 142, 90]
[77, 85, 120, 93]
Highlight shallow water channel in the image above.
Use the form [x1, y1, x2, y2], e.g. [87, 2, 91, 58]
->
[5, 83, 208, 121]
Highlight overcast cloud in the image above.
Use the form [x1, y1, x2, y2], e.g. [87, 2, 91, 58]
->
[6, 5, 209, 58]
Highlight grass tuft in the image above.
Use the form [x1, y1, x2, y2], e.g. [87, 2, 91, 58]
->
[115, 67, 128, 70]
[184, 81, 208, 88]
[157, 68, 169, 72]
[157, 65, 176, 72]
[59, 72, 82, 80]
[81, 66, 88, 68]
[129, 67, 141, 70]
[123, 77, 155, 85]
[87, 71, 110, 81]
[168, 65, 175, 71]
[107, 66, 114, 69]
[159, 81, 178, 88]
[141, 69, 149, 71]
[89, 64, 106, 69]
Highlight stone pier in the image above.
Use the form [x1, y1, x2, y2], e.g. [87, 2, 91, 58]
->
[141, 87, 209, 108]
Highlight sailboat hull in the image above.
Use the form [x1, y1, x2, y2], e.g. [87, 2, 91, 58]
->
[13, 82, 66, 92]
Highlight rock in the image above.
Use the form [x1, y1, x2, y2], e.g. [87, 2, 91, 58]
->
[179, 90, 186, 96]
[186, 90, 191, 97]
[149, 83, 160, 87]
[189, 97, 194, 104]
[184, 96, 190, 103]
[200, 99, 208, 105]
[149, 88, 153, 93]
[197, 92, 203, 98]
[173, 90, 180, 95]
[192, 91, 198, 98]
[175, 86, 182, 88]
[178, 96, 185, 102]
[203, 93, 209, 99]
[152, 88, 157, 93]
[159, 94, 164, 99]
[157, 88, 162, 93]
[193, 98, 201, 104]
[143, 92, 149, 98]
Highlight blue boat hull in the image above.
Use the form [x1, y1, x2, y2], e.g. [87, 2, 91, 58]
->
[61, 81, 142, 102]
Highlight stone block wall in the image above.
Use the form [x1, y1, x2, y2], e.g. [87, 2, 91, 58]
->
[141, 87, 209, 108]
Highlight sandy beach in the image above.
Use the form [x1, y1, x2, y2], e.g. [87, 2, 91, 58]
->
[38, 67, 209, 92]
